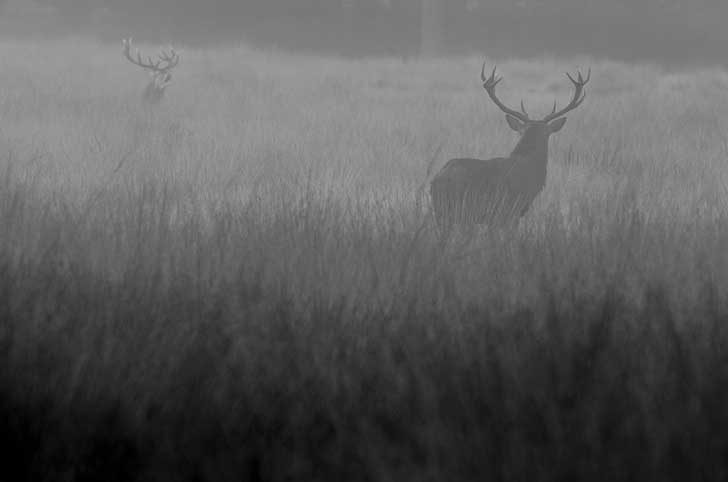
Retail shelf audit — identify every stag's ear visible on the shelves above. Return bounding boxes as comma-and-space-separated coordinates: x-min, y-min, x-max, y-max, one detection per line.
506, 114, 526, 133
548, 117, 567, 133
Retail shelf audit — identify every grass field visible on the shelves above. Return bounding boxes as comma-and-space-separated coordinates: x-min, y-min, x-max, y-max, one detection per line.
1, 38, 728, 481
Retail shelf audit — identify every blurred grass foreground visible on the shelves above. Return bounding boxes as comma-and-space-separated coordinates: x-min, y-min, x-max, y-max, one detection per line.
1, 39, 728, 481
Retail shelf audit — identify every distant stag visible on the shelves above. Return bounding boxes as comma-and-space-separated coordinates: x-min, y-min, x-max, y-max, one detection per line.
122, 38, 179, 104
430, 64, 590, 228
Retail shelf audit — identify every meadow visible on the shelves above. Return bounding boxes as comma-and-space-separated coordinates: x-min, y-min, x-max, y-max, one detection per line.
1, 38, 728, 480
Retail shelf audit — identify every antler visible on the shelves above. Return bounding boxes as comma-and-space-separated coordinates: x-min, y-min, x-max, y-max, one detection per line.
542, 68, 590, 123
481, 63, 530, 123
156, 47, 179, 71
122, 38, 179, 73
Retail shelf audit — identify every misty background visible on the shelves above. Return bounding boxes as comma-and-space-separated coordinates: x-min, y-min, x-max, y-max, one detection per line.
0, 0, 726, 63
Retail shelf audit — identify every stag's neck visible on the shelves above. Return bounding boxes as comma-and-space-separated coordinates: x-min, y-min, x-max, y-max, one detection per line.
507, 134, 549, 187
510, 134, 549, 162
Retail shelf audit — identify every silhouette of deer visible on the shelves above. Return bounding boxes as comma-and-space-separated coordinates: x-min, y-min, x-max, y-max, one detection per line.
122, 38, 179, 105
431, 64, 590, 228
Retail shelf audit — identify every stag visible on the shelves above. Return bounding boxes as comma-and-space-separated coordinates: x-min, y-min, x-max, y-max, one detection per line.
122, 38, 179, 104
430, 64, 590, 228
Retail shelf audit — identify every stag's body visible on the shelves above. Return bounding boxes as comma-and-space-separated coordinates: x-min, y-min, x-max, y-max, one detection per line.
431, 65, 589, 228
432, 129, 550, 225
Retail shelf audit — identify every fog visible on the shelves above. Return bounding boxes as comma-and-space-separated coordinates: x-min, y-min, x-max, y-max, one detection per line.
5, 0, 728, 480
1, 0, 726, 63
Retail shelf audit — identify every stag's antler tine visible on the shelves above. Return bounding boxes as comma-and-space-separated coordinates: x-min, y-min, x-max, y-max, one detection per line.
480, 64, 530, 122
566, 68, 590, 87
520, 99, 529, 117
154, 46, 179, 72
481, 64, 502, 86
492, 69, 502, 86
123, 38, 135, 60
542, 67, 590, 122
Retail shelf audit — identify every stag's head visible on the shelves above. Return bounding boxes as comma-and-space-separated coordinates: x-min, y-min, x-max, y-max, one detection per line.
123, 38, 180, 104
481, 64, 590, 150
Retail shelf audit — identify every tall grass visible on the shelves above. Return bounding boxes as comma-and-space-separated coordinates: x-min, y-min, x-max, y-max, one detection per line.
1, 38, 728, 481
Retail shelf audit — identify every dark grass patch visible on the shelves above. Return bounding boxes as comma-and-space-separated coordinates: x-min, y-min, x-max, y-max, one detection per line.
2, 268, 728, 481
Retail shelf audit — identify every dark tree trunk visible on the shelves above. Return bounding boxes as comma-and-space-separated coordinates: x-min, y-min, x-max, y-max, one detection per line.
420, 0, 445, 56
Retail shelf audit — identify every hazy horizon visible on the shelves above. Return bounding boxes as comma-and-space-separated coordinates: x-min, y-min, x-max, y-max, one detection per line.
0, 0, 726, 64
